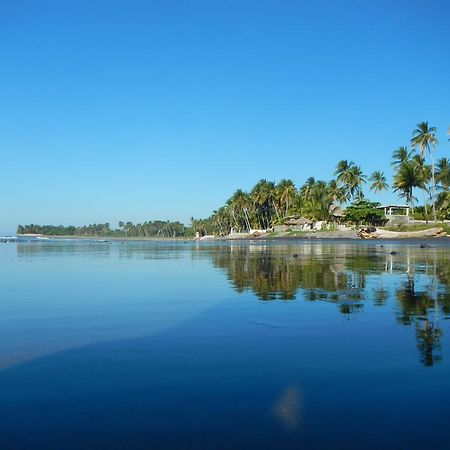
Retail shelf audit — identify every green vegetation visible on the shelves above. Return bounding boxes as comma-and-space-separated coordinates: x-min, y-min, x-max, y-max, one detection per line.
192, 123, 448, 236
17, 221, 191, 238
344, 200, 386, 225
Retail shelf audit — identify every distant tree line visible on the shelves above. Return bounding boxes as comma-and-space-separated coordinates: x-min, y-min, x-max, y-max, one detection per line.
17, 220, 191, 238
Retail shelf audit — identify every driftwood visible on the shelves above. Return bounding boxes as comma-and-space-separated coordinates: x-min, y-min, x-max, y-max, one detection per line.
358, 227, 446, 239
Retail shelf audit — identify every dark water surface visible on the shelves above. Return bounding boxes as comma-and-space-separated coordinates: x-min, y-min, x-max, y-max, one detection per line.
1, 239, 450, 449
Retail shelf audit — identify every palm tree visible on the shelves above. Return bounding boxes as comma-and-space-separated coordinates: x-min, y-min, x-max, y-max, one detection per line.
369, 171, 388, 200
327, 179, 347, 204
348, 165, 367, 201
411, 122, 439, 221
251, 179, 278, 229
227, 189, 252, 231
334, 160, 366, 201
411, 155, 432, 220
392, 160, 423, 215
436, 158, 450, 219
299, 177, 316, 202
436, 158, 450, 190
391, 146, 412, 167
303, 180, 333, 221
334, 160, 354, 198
277, 179, 296, 216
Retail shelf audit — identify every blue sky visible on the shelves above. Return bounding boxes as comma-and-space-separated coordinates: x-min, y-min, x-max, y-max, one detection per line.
1, 0, 449, 233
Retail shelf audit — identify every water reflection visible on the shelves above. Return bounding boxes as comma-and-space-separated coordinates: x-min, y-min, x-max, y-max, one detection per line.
202, 242, 450, 366
9, 239, 450, 368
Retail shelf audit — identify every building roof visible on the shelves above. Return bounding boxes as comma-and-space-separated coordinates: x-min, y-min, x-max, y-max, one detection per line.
376, 204, 409, 209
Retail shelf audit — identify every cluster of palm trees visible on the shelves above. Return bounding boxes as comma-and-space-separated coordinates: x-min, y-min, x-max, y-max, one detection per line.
192, 163, 370, 235
193, 121, 448, 235
392, 122, 449, 221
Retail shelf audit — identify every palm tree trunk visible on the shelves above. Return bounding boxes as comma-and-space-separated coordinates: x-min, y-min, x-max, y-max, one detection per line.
423, 190, 429, 223
272, 200, 280, 222
429, 150, 437, 222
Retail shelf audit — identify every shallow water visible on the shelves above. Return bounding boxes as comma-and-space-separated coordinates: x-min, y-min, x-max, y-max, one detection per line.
1, 239, 450, 449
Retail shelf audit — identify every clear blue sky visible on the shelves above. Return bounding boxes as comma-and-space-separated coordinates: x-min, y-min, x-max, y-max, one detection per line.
1, 0, 449, 234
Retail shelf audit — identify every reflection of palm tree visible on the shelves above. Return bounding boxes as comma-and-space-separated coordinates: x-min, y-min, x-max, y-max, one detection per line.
415, 320, 442, 367
373, 287, 388, 307
210, 244, 370, 311
395, 272, 443, 366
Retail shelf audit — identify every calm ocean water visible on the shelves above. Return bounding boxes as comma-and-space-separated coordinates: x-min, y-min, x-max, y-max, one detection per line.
1, 238, 450, 449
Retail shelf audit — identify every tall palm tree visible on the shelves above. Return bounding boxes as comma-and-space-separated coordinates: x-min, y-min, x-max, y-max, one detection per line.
227, 189, 252, 231
436, 158, 450, 190
348, 165, 367, 201
411, 154, 432, 220
369, 171, 388, 199
300, 177, 316, 202
334, 160, 354, 194
327, 179, 347, 204
277, 179, 296, 216
334, 160, 366, 201
436, 158, 450, 219
251, 179, 278, 229
391, 146, 412, 167
392, 160, 423, 215
411, 122, 439, 221
303, 180, 333, 221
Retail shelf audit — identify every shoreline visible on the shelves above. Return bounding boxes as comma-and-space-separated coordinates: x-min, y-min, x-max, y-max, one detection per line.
11, 228, 450, 243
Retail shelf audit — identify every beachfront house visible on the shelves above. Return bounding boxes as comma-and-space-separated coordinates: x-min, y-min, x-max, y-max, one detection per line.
376, 204, 410, 225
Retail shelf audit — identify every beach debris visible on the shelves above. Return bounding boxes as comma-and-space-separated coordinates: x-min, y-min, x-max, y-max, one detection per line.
358, 227, 446, 239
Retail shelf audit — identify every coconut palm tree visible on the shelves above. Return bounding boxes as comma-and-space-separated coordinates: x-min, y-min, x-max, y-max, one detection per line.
411, 155, 432, 220
334, 160, 366, 201
369, 171, 388, 200
327, 179, 347, 204
392, 160, 423, 215
348, 165, 367, 201
334, 160, 354, 197
277, 179, 296, 216
299, 177, 316, 202
391, 146, 412, 167
435, 158, 450, 219
436, 158, 450, 190
227, 189, 252, 231
303, 180, 333, 221
251, 179, 277, 229
411, 122, 439, 221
